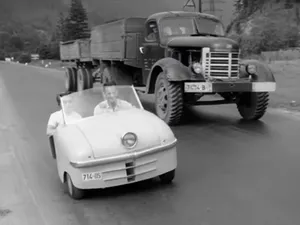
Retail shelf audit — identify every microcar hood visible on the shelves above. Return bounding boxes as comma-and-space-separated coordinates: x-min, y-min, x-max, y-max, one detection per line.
165, 36, 239, 50
74, 108, 175, 159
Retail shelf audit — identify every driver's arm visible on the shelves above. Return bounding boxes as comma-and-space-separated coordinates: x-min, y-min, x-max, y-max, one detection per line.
46, 113, 58, 137
93, 104, 105, 115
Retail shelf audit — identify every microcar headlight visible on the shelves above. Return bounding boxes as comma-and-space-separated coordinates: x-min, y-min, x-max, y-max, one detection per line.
192, 62, 202, 74
246, 64, 257, 75
121, 132, 137, 149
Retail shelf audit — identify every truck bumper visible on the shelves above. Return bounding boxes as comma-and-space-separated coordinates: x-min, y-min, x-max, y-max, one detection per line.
184, 81, 276, 93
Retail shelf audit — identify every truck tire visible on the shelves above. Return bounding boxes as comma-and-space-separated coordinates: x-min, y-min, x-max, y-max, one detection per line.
77, 68, 93, 91
65, 67, 77, 92
237, 92, 269, 120
84, 68, 94, 88
154, 72, 184, 126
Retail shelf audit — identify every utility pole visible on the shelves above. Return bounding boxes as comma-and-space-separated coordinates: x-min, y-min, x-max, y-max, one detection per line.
199, 0, 202, 12
202, 0, 224, 15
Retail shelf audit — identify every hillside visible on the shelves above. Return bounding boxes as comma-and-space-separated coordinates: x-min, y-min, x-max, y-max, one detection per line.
0, 0, 235, 28
226, 0, 300, 57
0, 0, 236, 58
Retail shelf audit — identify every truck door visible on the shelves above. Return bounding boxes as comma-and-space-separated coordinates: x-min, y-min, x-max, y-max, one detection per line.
140, 20, 164, 85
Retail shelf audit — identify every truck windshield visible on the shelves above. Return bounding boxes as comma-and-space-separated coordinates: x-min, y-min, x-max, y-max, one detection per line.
159, 17, 225, 37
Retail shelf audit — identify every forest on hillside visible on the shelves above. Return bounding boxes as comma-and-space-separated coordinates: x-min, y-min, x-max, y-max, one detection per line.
228, 0, 300, 57
1, 0, 300, 62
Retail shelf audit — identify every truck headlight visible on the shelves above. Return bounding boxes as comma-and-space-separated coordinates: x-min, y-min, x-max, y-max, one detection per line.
192, 62, 202, 74
121, 132, 137, 149
246, 64, 257, 75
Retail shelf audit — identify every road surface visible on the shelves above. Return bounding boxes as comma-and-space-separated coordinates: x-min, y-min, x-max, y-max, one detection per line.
0, 62, 300, 225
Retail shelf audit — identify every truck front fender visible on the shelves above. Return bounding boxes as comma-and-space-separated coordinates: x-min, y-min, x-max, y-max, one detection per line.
240, 59, 276, 82
146, 57, 205, 94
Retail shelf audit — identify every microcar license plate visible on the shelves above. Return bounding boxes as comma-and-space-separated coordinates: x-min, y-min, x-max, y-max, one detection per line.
184, 82, 213, 93
82, 172, 102, 181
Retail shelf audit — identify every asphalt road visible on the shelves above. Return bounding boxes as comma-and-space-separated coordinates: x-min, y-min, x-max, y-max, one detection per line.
0, 62, 300, 225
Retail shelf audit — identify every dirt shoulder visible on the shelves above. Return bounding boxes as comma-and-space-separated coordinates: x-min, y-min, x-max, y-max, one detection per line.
0, 76, 46, 225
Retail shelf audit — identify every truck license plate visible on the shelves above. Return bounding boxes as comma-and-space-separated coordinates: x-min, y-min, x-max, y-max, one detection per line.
82, 172, 102, 181
184, 82, 213, 93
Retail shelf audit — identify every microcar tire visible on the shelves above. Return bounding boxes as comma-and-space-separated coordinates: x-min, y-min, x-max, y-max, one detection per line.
49, 136, 56, 159
159, 169, 175, 184
77, 68, 93, 91
65, 67, 77, 92
237, 92, 269, 120
154, 73, 184, 126
66, 173, 84, 200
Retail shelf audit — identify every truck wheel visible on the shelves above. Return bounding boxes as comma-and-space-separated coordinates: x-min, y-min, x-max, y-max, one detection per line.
77, 68, 93, 91
65, 67, 77, 92
66, 173, 84, 200
237, 92, 269, 120
84, 68, 94, 88
154, 73, 184, 126
159, 170, 175, 184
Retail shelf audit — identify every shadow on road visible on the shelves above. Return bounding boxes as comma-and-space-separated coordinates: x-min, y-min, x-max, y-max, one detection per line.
139, 94, 270, 135
83, 178, 177, 200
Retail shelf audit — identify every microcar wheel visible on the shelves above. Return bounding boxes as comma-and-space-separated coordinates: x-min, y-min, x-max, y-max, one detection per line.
155, 73, 184, 126
237, 92, 269, 120
159, 169, 175, 184
65, 67, 77, 92
49, 136, 56, 159
77, 68, 93, 91
66, 173, 84, 200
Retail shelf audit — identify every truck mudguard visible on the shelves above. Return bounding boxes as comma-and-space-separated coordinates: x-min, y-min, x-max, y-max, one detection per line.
240, 59, 276, 82
146, 57, 205, 93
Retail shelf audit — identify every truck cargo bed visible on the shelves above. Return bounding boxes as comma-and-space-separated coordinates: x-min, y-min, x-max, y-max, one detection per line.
60, 39, 91, 61
90, 17, 146, 67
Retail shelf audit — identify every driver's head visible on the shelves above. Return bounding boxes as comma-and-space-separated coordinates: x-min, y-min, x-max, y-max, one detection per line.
103, 81, 118, 105
150, 23, 158, 33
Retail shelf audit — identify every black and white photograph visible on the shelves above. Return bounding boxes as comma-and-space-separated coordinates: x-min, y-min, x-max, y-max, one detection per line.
0, 0, 299, 224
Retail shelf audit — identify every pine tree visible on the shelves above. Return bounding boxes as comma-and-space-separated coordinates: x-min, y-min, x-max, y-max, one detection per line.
65, 0, 90, 40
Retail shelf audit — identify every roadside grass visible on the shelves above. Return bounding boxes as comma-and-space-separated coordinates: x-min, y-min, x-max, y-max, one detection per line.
268, 59, 300, 111
28, 59, 64, 71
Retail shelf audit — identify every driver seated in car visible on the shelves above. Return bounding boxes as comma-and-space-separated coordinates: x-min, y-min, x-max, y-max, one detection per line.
94, 81, 134, 115
46, 92, 82, 137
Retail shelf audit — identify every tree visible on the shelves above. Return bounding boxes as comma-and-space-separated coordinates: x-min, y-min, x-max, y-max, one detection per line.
55, 12, 67, 42
9, 35, 24, 51
285, 0, 293, 9
65, 0, 90, 41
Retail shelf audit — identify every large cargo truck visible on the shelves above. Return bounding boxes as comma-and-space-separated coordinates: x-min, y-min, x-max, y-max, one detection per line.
60, 11, 276, 125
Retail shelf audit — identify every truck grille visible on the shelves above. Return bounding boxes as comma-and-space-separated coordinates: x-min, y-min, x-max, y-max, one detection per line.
204, 51, 240, 79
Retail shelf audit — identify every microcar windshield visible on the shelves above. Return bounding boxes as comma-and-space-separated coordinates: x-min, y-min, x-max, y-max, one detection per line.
159, 17, 225, 37
60, 85, 143, 125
